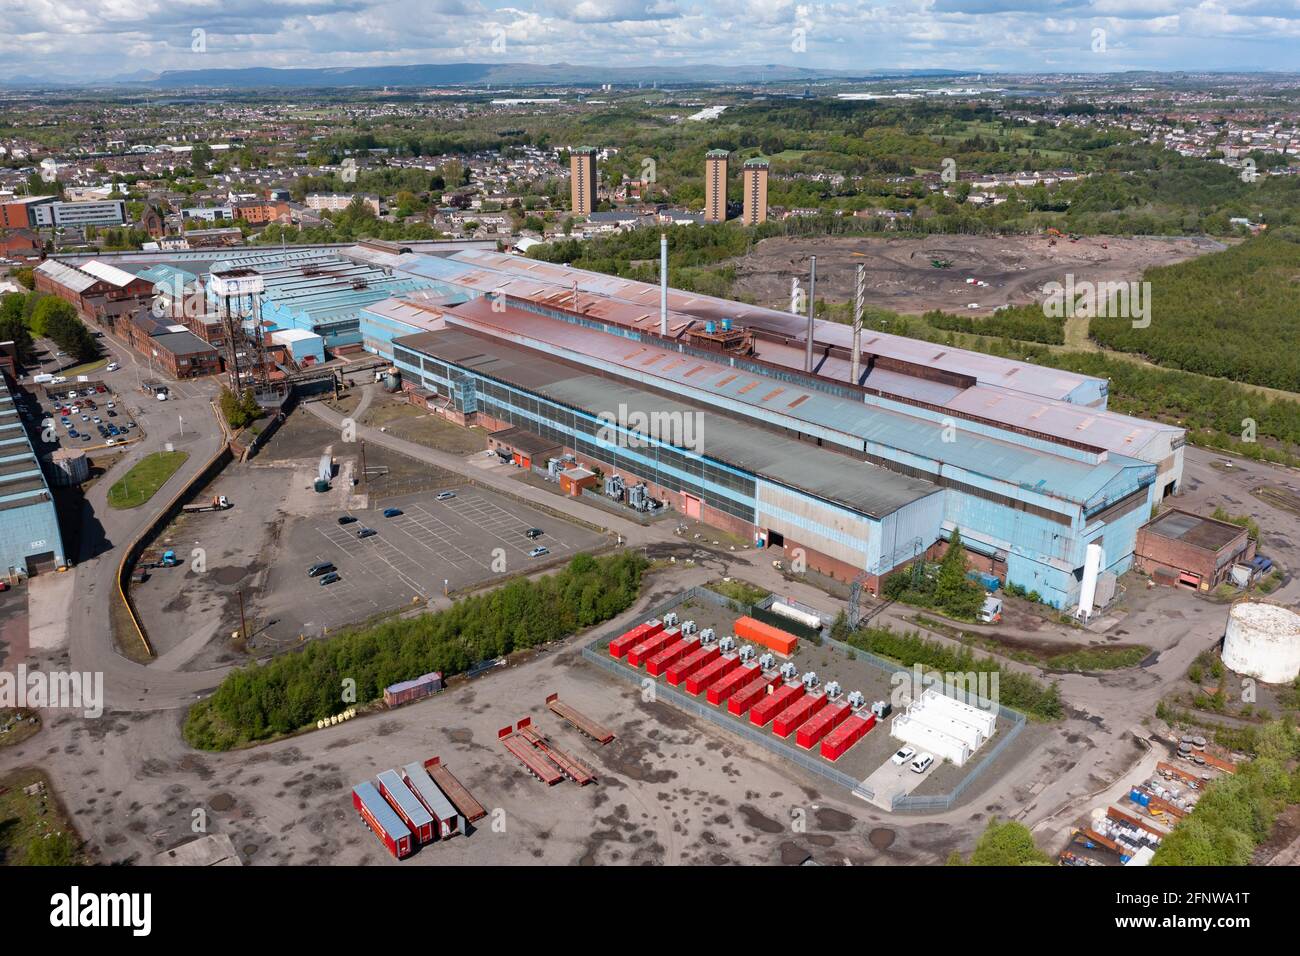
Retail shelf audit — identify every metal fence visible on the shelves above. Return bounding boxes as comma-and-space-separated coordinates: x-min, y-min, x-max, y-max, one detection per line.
581, 645, 874, 803
584, 583, 1029, 813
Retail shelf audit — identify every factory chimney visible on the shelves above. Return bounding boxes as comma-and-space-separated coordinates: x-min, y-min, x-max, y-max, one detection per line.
804, 255, 817, 373
659, 233, 668, 337
851, 263, 865, 386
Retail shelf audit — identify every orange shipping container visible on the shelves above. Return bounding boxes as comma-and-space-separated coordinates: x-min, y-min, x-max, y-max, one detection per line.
734, 616, 798, 656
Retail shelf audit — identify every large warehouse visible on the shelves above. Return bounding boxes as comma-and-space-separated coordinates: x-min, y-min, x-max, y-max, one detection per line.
34, 242, 1186, 608
0, 372, 67, 580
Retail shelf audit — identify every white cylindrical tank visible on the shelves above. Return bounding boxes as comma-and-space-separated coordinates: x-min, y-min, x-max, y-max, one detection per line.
1222, 603, 1300, 684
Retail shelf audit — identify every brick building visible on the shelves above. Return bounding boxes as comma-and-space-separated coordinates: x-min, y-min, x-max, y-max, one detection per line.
1134, 509, 1255, 591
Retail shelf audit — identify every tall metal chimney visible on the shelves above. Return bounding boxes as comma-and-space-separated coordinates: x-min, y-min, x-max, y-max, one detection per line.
804, 255, 816, 373
659, 233, 668, 337
851, 263, 865, 386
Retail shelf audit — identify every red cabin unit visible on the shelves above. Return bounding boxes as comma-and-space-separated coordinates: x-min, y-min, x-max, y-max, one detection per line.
645, 638, 693, 677
796, 702, 851, 749
609, 619, 663, 659
819, 712, 876, 762
627, 627, 680, 667
750, 683, 804, 727
772, 693, 827, 739
376, 769, 436, 845
707, 662, 761, 707
665, 644, 720, 686
352, 781, 414, 859
727, 672, 781, 716
686, 654, 739, 695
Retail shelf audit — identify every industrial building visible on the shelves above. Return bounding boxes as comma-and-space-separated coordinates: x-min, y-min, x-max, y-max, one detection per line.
0, 372, 67, 580
31, 241, 1187, 608
1135, 509, 1254, 591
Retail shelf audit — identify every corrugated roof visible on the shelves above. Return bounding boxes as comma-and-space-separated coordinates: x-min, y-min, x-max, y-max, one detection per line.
396, 326, 939, 519
79, 259, 140, 288
442, 299, 1152, 507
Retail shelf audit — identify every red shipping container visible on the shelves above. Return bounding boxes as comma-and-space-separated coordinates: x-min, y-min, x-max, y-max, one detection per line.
727, 672, 780, 716
819, 713, 876, 762
771, 693, 827, 739
609, 619, 662, 658
627, 627, 680, 667
685, 655, 739, 695
734, 616, 799, 656
795, 702, 850, 749
645, 639, 693, 677
750, 683, 804, 727
665, 645, 719, 686
707, 662, 761, 706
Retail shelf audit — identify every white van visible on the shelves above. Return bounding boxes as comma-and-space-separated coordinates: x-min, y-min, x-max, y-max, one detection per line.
910, 753, 935, 775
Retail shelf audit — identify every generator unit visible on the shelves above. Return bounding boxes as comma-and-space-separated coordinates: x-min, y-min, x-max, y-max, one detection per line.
718, 636, 737, 654
758, 652, 776, 671
738, 645, 756, 663
825, 681, 843, 700
779, 661, 799, 681
801, 671, 820, 690
699, 627, 717, 644
847, 691, 867, 711
870, 700, 893, 719
681, 620, 698, 636
663, 612, 679, 627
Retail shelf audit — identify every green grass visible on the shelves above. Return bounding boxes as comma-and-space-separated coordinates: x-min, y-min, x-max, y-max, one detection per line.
706, 578, 770, 607
106, 450, 189, 509
1044, 645, 1151, 672
0, 768, 83, 866
60, 357, 108, 377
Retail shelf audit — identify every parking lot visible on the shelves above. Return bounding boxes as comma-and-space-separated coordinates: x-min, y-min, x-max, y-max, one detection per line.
130, 442, 613, 670
33, 379, 142, 455
269, 487, 609, 641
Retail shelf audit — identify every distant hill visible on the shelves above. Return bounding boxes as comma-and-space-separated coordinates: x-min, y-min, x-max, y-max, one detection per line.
120, 61, 967, 90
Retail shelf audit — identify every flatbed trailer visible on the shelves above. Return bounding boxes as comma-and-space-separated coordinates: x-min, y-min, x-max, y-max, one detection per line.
423, 756, 488, 822
515, 719, 596, 786
546, 692, 614, 744
499, 726, 564, 786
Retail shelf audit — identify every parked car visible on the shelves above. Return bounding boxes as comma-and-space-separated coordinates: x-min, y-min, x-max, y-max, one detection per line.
92, 416, 102, 424
319, 572, 341, 586
105, 438, 117, 446
106, 362, 120, 372
67, 428, 79, 438
910, 753, 935, 775
382, 507, 403, 518
436, 491, 456, 501
525, 528, 543, 539
307, 562, 336, 577
107, 410, 117, 418
357, 528, 377, 539
528, 546, 550, 558
891, 747, 916, 766
336, 515, 357, 525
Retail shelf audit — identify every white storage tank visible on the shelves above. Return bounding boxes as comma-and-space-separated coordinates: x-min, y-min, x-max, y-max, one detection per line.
1223, 603, 1300, 684
48, 447, 90, 486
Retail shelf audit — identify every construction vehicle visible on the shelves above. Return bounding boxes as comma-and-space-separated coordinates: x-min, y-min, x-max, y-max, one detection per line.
182, 495, 231, 514
930, 257, 952, 269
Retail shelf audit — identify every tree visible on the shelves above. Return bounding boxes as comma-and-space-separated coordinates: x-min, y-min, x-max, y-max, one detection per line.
934, 528, 984, 620
955, 818, 1051, 866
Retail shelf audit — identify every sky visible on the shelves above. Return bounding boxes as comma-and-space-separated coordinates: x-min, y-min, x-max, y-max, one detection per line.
2, 0, 1299, 81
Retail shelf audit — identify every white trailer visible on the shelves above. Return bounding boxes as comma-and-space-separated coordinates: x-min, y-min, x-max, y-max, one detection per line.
890, 713, 971, 767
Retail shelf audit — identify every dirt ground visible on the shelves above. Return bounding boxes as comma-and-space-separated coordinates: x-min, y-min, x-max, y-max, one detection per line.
726, 234, 1224, 315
